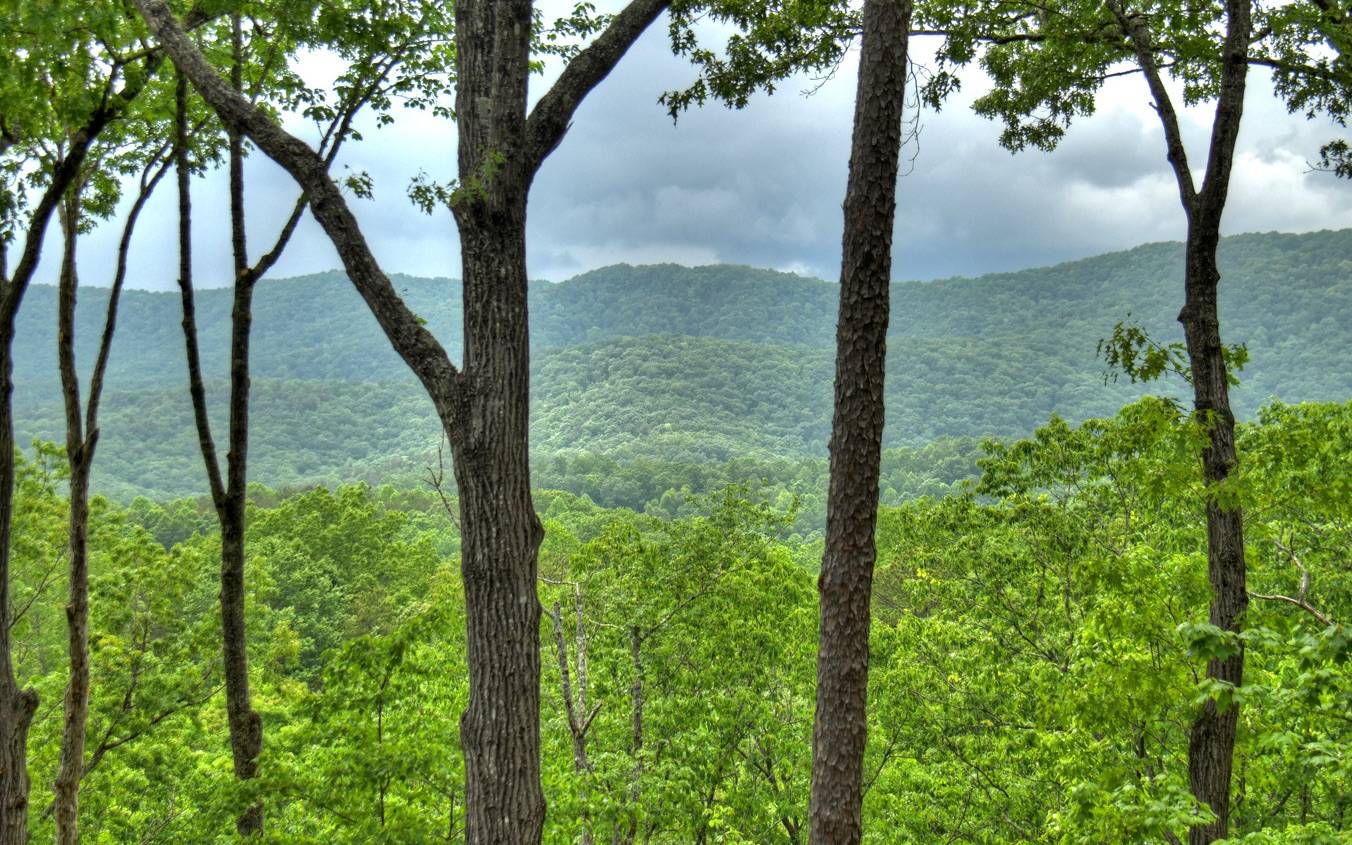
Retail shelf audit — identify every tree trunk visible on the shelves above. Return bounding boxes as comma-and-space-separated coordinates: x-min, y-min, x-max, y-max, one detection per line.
808, 0, 911, 842
449, 215, 547, 843
172, 61, 264, 836
1108, 3, 1251, 838
220, 19, 264, 832
0, 117, 109, 845
620, 626, 643, 845
0, 339, 38, 845
219, 511, 262, 836
444, 2, 550, 839
1181, 219, 1247, 845
131, 3, 670, 840
54, 197, 93, 845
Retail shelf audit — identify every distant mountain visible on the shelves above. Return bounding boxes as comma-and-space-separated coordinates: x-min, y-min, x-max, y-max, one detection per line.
11, 228, 1352, 499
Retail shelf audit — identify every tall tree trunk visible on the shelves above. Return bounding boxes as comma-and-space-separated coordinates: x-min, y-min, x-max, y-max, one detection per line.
446, 2, 549, 839
808, 0, 910, 842
449, 217, 547, 843
1181, 218, 1247, 845
54, 195, 93, 845
220, 17, 264, 833
172, 62, 264, 836
0, 49, 170, 841
133, 2, 669, 840
0, 328, 38, 845
0, 159, 92, 845
1108, 3, 1251, 838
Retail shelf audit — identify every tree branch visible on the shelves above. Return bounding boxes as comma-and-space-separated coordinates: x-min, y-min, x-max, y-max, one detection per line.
1197, 0, 1253, 214
1106, 2, 1198, 211
524, 0, 669, 174
86, 151, 173, 440
1250, 539, 1335, 628
133, 0, 463, 420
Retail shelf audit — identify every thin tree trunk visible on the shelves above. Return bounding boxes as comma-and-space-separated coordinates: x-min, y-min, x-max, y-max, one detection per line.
1181, 222, 1247, 845
808, 0, 911, 842
1179, 9, 1251, 826
53, 194, 93, 845
219, 17, 264, 834
0, 458, 36, 843
0, 292, 40, 845
172, 59, 264, 835
548, 597, 594, 845
620, 626, 644, 845
0, 39, 189, 843
1109, 3, 1252, 840
133, 2, 669, 840
0, 137, 101, 845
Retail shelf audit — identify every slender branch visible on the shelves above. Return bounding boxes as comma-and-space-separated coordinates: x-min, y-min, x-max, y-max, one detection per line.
425, 437, 461, 531
1249, 590, 1333, 628
1197, 0, 1253, 214
524, 0, 669, 173
1, 3, 215, 317
7, 551, 65, 632
133, 0, 462, 419
243, 38, 396, 287
1106, 2, 1198, 210
174, 69, 226, 505
1250, 539, 1334, 628
85, 152, 172, 438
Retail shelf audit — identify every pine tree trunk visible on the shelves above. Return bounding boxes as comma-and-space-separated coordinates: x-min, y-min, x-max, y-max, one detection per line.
1181, 220, 1246, 845
808, 0, 911, 842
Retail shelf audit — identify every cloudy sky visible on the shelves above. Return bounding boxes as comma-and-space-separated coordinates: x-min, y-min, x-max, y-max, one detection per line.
43, 9, 1352, 291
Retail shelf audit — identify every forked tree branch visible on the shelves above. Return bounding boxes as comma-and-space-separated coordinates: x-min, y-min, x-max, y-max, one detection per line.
133, 0, 464, 420
525, 0, 669, 173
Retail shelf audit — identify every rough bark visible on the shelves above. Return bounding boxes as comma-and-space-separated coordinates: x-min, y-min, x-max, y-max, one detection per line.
808, 0, 911, 842
135, 1, 669, 840
1181, 227, 1247, 845
451, 213, 548, 842
53, 196, 93, 845
1110, 2, 1252, 841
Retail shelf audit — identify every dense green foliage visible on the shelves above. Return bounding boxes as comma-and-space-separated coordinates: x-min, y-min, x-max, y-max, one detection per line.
11, 229, 1352, 500
8, 397, 1349, 842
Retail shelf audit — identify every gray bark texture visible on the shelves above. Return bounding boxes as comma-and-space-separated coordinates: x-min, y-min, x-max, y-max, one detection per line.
134, 0, 668, 839
808, 1, 911, 842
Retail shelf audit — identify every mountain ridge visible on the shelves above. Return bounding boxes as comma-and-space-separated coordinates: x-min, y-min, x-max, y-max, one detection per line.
10, 228, 1351, 499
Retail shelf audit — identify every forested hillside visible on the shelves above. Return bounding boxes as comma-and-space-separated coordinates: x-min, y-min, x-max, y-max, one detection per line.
11, 401, 1350, 842
6, 1, 1351, 843
11, 229, 1352, 499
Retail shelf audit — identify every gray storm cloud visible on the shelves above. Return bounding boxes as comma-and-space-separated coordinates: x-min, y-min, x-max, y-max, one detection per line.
35, 15, 1352, 291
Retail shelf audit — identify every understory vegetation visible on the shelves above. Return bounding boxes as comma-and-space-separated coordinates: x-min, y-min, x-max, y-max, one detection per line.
9, 398, 1349, 843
